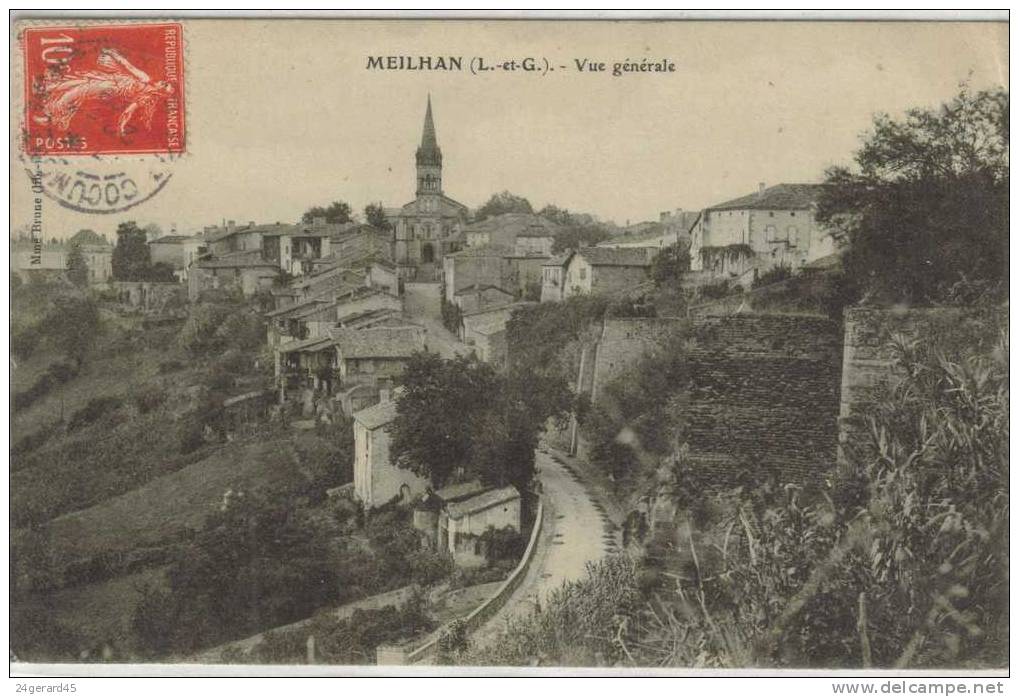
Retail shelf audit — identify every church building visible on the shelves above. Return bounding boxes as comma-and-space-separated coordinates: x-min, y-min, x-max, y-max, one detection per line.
390, 96, 469, 280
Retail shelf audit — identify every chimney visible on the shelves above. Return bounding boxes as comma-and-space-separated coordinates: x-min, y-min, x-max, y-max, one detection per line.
227, 220, 236, 231
757, 182, 766, 197
379, 387, 391, 404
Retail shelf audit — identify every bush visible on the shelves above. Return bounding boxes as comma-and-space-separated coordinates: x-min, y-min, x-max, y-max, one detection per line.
11, 324, 42, 360
67, 396, 124, 432
12, 360, 80, 411
698, 279, 733, 300
133, 387, 167, 415
479, 525, 525, 565
752, 264, 792, 289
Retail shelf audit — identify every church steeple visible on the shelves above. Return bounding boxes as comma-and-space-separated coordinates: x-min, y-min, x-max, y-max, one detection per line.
416, 95, 442, 195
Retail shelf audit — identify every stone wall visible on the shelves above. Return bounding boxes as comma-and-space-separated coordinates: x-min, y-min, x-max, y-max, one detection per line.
589, 317, 688, 398
838, 306, 1007, 463
684, 315, 843, 482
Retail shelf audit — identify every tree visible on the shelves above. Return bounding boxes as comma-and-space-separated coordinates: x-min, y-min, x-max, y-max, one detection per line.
302, 201, 353, 225
364, 202, 392, 231
649, 243, 691, 286
475, 191, 533, 221
65, 244, 89, 287
44, 296, 101, 364
817, 85, 1008, 305
111, 221, 152, 281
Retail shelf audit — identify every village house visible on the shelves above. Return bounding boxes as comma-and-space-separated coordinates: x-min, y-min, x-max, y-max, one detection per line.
439, 485, 522, 566
188, 251, 280, 300
352, 396, 430, 509
332, 325, 426, 392
462, 212, 559, 257
365, 258, 400, 296
328, 223, 393, 267
540, 253, 569, 303
452, 283, 515, 314
11, 229, 114, 285
560, 246, 654, 298
443, 244, 548, 304
413, 481, 522, 567
147, 234, 206, 281
458, 301, 532, 367
689, 182, 838, 285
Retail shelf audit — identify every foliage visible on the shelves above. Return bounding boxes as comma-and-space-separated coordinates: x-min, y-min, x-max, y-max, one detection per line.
476, 191, 534, 221
437, 618, 470, 664
539, 204, 616, 252
179, 301, 265, 356
390, 352, 573, 493
478, 525, 525, 565
505, 295, 609, 381
650, 244, 691, 286
465, 555, 643, 666
364, 202, 392, 230
302, 200, 353, 225
817, 85, 1008, 305
11, 360, 80, 411
697, 279, 735, 300
440, 297, 463, 335
133, 489, 342, 655
67, 395, 124, 432
112, 221, 153, 281
752, 264, 792, 289
66, 243, 89, 287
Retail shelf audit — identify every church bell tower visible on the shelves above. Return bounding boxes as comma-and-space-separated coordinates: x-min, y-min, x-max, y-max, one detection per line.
415, 95, 443, 196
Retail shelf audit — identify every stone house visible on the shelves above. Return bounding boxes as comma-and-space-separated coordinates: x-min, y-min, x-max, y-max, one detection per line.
438, 485, 521, 567
187, 251, 280, 300
260, 222, 335, 277
540, 253, 569, 303
453, 284, 515, 314
11, 231, 113, 285
365, 259, 401, 296
561, 247, 654, 298
462, 212, 559, 257
332, 325, 426, 392
352, 396, 429, 509
689, 182, 838, 285
443, 244, 549, 304
148, 234, 205, 281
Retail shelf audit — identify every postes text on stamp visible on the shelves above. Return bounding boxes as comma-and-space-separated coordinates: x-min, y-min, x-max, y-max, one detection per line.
23, 23, 185, 156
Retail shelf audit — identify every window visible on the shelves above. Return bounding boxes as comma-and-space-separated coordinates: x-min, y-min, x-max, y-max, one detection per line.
769, 211, 774, 217
788, 226, 799, 246
579, 267, 587, 280
765, 225, 777, 242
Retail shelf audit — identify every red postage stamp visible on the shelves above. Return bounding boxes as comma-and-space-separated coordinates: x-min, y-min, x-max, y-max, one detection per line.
22, 23, 185, 156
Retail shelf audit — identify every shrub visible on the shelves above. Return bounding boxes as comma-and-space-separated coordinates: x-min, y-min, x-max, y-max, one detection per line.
67, 396, 124, 432
698, 279, 733, 300
752, 264, 792, 289
479, 525, 525, 565
11, 324, 42, 360
133, 387, 167, 415
12, 360, 80, 411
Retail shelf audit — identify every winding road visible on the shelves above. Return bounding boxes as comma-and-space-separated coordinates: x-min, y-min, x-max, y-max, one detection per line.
471, 449, 619, 645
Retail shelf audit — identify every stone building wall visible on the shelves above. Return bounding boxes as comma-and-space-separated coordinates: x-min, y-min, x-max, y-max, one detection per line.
589, 317, 688, 398
684, 315, 843, 482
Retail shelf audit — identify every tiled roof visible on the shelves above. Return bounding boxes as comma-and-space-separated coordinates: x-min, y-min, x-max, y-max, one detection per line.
277, 335, 335, 354
336, 307, 403, 327
447, 243, 515, 259
433, 480, 487, 503
149, 235, 196, 245
575, 247, 653, 267
542, 253, 570, 267
197, 251, 278, 269
707, 183, 826, 212
463, 213, 560, 239
264, 295, 331, 318
68, 229, 110, 247
353, 398, 398, 430
446, 485, 520, 520
454, 283, 514, 296
331, 326, 425, 359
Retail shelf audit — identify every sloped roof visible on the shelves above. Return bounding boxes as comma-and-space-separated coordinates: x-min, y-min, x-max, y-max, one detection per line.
277, 335, 335, 354
446, 485, 520, 520
575, 247, 652, 267
331, 326, 425, 359
433, 480, 487, 503
148, 235, 196, 245
447, 243, 515, 259
197, 251, 278, 269
707, 183, 826, 212
264, 295, 331, 318
68, 229, 110, 247
463, 213, 560, 239
454, 283, 514, 297
353, 398, 398, 430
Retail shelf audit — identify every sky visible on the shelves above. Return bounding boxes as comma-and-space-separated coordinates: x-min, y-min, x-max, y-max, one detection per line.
10, 19, 1008, 240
